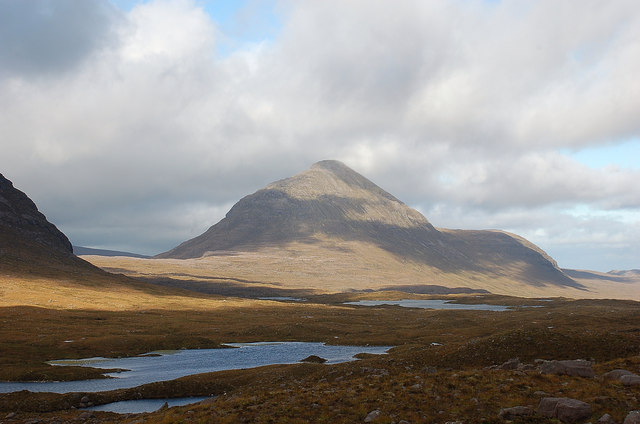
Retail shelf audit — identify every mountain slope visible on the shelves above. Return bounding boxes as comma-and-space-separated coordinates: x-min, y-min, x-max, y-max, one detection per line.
0, 173, 91, 276
158, 160, 578, 289
0, 173, 144, 280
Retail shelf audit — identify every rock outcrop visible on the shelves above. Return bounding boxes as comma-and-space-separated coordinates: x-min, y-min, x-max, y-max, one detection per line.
538, 397, 592, 423
538, 359, 595, 378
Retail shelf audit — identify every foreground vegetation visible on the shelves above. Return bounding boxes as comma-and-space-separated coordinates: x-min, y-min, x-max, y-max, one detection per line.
1, 289, 640, 423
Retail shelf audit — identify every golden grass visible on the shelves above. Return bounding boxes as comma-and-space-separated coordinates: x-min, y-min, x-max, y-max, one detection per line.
82, 238, 640, 300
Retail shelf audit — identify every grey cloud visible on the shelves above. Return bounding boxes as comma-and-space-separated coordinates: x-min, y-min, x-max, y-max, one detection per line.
0, 0, 120, 77
1, 0, 639, 270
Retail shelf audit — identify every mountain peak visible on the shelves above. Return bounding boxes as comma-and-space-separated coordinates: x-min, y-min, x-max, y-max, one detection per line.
311, 159, 353, 173
267, 160, 404, 204
158, 161, 434, 258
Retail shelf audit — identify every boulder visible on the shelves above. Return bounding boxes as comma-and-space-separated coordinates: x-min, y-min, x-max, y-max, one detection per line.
602, 369, 635, 380
538, 360, 595, 378
300, 355, 327, 363
538, 397, 592, 423
364, 409, 381, 422
597, 413, 616, 424
498, 406, 535, 419
620, 375, 640, 386
624, 411, 640, 424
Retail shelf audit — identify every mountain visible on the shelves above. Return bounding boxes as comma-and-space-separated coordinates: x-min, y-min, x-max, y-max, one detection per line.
158, 160, 579, 289
73, 245, 150, 258
0, 173, 106, 277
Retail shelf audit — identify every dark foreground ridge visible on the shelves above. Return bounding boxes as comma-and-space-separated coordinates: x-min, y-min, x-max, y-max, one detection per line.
0, 173, 108, 277
158, 160, 580, 289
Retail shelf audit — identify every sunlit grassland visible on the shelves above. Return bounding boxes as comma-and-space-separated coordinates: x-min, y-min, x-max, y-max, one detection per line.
82, 240, 640, 300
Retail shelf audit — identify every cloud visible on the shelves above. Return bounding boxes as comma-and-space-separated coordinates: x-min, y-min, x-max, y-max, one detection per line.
0, 0, 121, 77
0, 0, 638, 270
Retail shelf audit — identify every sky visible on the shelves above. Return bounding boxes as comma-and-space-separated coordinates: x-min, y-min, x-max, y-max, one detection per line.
1, 0, 639, 272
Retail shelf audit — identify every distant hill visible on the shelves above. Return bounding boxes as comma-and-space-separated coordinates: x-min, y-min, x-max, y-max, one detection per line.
73, 246, 149, 258
158, 160, 579, 290
608, 269, 640, 277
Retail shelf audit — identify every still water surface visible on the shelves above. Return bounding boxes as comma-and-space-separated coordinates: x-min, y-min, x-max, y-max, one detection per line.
0, 342, 390, 394
84, 397, 209, 414
344, 299, 513, 311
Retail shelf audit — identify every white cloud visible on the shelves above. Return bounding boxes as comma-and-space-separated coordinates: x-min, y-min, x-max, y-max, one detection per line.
120, 0, 216, 62
0, 0, 638, 270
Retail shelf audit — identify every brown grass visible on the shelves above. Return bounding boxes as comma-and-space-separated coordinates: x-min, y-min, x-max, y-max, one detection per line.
2, 255, 640, 423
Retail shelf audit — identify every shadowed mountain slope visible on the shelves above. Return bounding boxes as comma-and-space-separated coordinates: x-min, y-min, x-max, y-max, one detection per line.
0, 173, 110, 277
158, 160, 579, 289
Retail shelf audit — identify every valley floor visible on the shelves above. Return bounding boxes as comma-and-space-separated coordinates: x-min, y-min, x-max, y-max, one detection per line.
1, 283, 640, 423
1, 255, 640, 423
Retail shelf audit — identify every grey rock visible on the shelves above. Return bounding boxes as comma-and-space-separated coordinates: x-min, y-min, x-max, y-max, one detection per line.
498, 406, 535, 419
539, 360, 595, 378
5, 412, 16, 419
80, 395, 90, 403
625, 411, 640, 424
597, 413, 616, 424
602, 369, 635, 380
300, 355, 327, 363
620, 375, 640, 386
499, 358, 521, 370
364, 409, 381, 422
538, 397, 592, 423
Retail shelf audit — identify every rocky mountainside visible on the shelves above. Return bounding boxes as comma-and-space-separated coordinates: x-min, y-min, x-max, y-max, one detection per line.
158, 160, 578, 288
0, 173, 98, 276
0, 174, 72, 254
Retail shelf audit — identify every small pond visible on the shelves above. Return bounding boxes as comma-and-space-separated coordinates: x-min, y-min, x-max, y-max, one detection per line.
0, 342, 391, 394
83, 396, 209, 414
344, 299, 518, 311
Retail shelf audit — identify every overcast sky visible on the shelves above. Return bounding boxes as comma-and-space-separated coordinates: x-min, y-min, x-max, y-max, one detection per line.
1, 0, 639, 271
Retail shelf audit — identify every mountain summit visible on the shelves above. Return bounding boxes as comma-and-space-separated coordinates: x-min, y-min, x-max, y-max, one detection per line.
158, 160, 441, 259
158, 160, 578, 290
